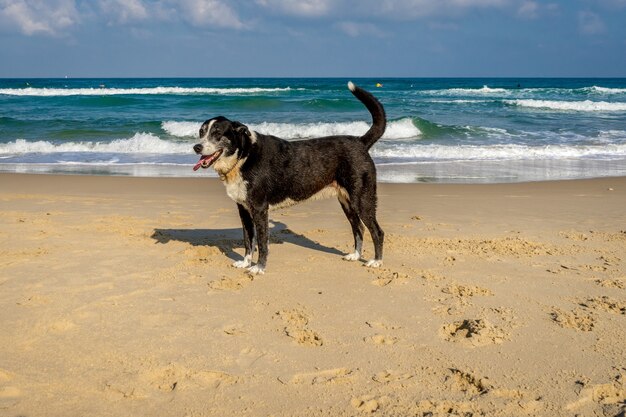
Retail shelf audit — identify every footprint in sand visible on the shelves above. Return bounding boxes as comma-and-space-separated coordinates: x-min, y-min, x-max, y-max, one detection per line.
275, 308, 323, 346
566, 370, 626, 413
550, 308, 596, 332
440, 318, 508, 347
434, 283, 495, 314
369, 268, 411, 287
372, 370, 414, 384
364, 334, 399, 345
364, 321, 401, 345
579, 296, 626, 315
184, 246, 223, 266
365, 321, 402, 331
235, 347, 266, 369
104, 363, 237, 399
276, 308, 309, 328
414, 399, 480, 417
208, 275, 253, 291
445, 368, 492, 396
420, 270, 447, 282
442, 284, 493, 298
351, 395, 387, 413
593, 278, 625, 289
285, 328, 323, 346
287, 368, 354, 385
104, 371, 150, 399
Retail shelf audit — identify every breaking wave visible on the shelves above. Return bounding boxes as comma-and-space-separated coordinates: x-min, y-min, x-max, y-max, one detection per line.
0, 133, 190, 154
505, 99, 626, 112
421, 85, 626, 98
162, 118, 422, 140
3, 133, 625, 164
583, 86, 626, 94
372, 143, 626, 161
0, 86, 297, 96
422, 86, 510, 96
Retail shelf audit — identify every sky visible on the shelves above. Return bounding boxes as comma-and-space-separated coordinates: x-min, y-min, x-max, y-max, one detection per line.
0, 0, 625, 78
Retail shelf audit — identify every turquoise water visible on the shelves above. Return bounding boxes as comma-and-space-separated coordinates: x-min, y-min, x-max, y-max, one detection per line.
1, 78, 626, 182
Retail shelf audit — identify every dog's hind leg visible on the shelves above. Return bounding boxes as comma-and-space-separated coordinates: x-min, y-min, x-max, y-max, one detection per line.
233, 203, 256, 268
361, 214, 384, 268
247, 205, 269, 275
338, 194, 364, 261
352, 183, 384, 268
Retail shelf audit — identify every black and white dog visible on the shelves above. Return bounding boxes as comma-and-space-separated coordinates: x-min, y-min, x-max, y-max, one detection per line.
193, 82, 385, 275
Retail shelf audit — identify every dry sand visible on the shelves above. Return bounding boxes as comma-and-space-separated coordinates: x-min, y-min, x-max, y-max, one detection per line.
0, 173, 625, 417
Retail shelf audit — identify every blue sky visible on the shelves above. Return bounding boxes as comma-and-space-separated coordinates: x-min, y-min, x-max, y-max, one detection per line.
1, 0, 625, 77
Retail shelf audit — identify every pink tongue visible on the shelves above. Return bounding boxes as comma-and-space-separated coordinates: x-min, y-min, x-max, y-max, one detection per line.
193, 155, 209, 171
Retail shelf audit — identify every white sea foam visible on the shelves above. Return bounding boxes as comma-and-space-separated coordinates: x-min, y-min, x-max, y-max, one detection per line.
0, 86, 296, 96
161, 121, 200, 138
384, 118, 422, 139
428, 99, 494, 104
162, 118, 421, 140
4, 132, 625, 164
423, 85, 626, 98
506, 99, 626, 112
57, 159, 120, 165
0, 133, 190, 154
251, 121, 374, 139
372, 143, 626, 161
423, 86, 510, 96
584, 86, 626, 94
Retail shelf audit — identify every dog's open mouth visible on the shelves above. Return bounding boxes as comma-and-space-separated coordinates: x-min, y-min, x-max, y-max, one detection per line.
193, 150, 223, 171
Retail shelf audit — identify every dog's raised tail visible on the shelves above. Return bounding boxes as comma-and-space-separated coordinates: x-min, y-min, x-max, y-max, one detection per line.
348, 81, 386, 150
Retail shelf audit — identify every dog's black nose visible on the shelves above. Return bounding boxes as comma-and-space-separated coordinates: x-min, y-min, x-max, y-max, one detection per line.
193, 144, 203, 154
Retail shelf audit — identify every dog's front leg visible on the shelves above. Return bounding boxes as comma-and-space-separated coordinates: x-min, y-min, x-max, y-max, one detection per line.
233, 203, 256, 268
247, 204, 269, 275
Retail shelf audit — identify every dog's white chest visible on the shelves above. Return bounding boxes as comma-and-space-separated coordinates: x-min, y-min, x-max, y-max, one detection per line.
224, 175, 248, 206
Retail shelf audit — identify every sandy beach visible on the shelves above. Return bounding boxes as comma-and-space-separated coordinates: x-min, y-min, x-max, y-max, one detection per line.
0, 173, 625, 417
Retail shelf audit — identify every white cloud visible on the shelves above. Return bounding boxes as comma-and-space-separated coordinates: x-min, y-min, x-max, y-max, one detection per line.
0, 0, 79, 35
578, 10, 606, 35
178, 0, 244, 29
0, 0, 247, 33
255, 0, 516, 20
96, 0, 245, 30
516, 1, 559, 19
377, 0, 510, 19
517, 1, 538, 18
255, 0, 332, 17
448, 0, 508, 6
336, 21, 386, 37
99, 0, 148, 24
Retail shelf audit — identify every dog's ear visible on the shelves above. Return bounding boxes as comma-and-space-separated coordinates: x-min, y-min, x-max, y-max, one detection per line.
233, 122, 251, 138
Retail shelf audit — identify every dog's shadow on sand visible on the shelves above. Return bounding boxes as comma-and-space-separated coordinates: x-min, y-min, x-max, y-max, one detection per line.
151, 221, 343, 262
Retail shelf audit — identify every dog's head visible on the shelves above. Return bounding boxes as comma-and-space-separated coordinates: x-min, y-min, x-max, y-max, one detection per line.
192, 116, 253, 173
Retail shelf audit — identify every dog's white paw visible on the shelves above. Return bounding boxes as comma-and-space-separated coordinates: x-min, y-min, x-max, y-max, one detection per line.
247, 265, 265, 275
342, 252, 360, 261
365, 259, 383, 268
233, 258, 252, 268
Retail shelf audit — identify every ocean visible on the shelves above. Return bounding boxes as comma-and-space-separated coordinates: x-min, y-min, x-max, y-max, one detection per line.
1, 78, 626, 183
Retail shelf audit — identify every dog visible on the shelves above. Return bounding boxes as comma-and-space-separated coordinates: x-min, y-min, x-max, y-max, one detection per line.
193, 81, 386, 275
